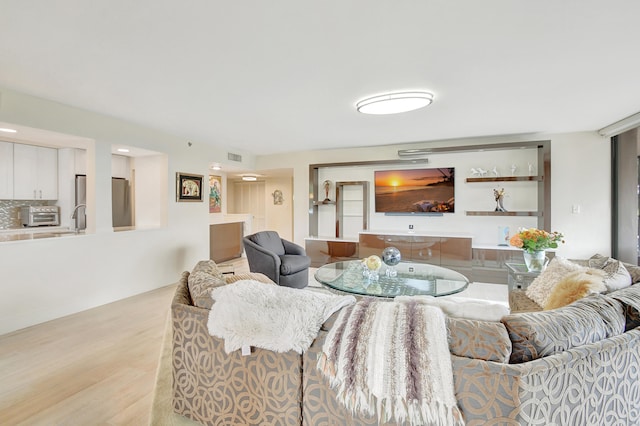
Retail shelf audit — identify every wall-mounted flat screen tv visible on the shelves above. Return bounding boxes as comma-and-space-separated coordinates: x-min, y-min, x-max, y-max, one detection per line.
374, 168, 455, 213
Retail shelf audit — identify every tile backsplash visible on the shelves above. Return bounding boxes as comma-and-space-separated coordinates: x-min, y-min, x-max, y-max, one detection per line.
0, 200, 50, 229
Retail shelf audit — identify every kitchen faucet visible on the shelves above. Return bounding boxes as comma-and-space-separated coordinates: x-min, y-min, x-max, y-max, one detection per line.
71, 204, 86, 232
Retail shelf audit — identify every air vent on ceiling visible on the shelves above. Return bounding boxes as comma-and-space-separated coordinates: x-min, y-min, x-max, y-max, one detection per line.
228, 152, 242, 162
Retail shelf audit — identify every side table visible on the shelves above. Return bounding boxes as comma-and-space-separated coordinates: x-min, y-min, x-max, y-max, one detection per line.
505, 263, 540, 291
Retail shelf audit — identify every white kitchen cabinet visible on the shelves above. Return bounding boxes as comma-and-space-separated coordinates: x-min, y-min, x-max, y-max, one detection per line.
13, 144, 58, 200
0, 142, 14, 199
111, 154, 130, 179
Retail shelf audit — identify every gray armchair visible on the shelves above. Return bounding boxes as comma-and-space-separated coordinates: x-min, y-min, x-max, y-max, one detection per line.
243, 231, 311, 289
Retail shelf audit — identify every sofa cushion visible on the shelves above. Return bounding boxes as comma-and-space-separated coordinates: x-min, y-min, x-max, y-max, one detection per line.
501, 294, 625, 364
447, 317, 512, 363
249, 231, 285, 255
609, 284, 640, 331
600, 259, 632, 292
188, 260, 226, 309
279, 254, 312, 275
588, 253, 640, 284
525, 257, 586, 308
622, 262, 640, 284
398, 295, 510, 322
544, 269, 606, 310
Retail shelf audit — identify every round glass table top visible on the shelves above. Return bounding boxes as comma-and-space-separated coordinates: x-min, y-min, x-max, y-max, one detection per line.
314, 260, 469, 298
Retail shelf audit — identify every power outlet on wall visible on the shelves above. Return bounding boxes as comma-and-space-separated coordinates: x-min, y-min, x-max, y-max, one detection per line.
409, 224, 414, 230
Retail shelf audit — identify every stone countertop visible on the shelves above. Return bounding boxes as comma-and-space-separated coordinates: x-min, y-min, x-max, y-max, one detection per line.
0, 226, 85, 242
359, 230, 474, 238
304, 236, 359, 243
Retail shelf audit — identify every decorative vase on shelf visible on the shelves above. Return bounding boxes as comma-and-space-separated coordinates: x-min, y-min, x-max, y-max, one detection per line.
523, 250, 547, 272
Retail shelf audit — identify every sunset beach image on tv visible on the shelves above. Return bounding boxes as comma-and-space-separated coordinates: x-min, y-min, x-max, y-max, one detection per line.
374, 168, 455, 213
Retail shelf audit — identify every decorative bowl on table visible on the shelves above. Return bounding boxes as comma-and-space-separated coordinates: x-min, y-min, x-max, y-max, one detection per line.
382, 247, 401, 277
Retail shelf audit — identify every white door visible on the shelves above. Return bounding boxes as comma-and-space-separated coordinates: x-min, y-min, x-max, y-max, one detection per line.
233, 181, 266, 233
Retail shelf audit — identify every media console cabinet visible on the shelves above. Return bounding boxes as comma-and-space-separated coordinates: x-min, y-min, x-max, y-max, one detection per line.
305, 231, 553, 284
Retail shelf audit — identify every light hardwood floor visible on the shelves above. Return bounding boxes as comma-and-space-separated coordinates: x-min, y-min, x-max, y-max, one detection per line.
0, 282, 177, 425
0, 258, 251, 426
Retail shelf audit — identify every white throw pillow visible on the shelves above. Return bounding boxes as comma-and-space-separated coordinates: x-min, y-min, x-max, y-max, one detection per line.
398, 295, 511, 322
598, 259, 632, 292
525, 257, 586, 308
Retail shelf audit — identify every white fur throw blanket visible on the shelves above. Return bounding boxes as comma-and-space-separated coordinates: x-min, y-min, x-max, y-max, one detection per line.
318, 299, 465, 426
207, 280, 355, 354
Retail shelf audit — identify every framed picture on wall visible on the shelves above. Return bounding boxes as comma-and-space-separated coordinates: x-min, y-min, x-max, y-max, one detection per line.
176, 172, 204, 202
209, 175, 222, 212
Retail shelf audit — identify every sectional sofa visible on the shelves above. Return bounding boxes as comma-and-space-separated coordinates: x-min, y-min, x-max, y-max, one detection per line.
171, 259, 640, 425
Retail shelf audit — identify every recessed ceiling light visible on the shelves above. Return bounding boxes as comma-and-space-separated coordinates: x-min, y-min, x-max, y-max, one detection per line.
211, 164, 221, 170
117, 148, 130, 153
356, 91, 434, 115
0, 128, 17, 133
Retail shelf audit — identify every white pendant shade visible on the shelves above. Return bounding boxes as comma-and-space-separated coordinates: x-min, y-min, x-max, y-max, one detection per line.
356, 92, 434, 115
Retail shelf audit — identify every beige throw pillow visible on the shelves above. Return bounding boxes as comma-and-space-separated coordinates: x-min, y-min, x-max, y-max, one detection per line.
544, 268, 606, 310
188, 260, 226, 309
525, 257, 586, 308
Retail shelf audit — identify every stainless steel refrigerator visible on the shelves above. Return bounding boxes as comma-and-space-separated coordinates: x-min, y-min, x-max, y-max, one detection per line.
75, 175, 133, 229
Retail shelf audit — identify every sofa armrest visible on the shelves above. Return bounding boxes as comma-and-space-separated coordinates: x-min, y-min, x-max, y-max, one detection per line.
171, 278, 302, 425
243, 237, 281, 283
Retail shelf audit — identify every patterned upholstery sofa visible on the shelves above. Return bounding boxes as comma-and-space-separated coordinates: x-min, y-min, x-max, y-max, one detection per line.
172, 261, 640, 426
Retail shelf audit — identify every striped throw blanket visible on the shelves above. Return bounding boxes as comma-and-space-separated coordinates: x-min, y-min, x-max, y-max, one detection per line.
317, 299, 465, 426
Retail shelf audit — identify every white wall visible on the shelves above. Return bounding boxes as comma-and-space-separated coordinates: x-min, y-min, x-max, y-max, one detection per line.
0, 85, 613, 335
0, 87, 256, 335
257, 132, 611, 260
264, 177, 293, 241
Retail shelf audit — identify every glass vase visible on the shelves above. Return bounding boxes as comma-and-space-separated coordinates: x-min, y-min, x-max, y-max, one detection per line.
523, 250, 547, 272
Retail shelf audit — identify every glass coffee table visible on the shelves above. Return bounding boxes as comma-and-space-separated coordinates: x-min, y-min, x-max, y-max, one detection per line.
314, 260, 469, 298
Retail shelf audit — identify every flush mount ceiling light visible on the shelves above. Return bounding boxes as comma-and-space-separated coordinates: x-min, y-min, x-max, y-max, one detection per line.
242, 175, 257, 181
398, 148, 432, 157
356, 91, 434, 115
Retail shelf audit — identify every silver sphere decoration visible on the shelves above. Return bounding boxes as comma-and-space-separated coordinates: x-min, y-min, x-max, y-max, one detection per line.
382, 246, 401, 266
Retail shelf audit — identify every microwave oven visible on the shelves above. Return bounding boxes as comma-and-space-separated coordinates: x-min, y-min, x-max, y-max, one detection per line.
20, 206, 60, 227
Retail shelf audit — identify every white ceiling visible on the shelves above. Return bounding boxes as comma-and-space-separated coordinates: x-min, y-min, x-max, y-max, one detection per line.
1, 1, 639, 157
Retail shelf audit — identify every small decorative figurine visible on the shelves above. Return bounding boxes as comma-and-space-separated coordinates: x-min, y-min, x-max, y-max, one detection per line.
511, 164, 517, 176
494, 188, 507, 212
491, 166, 499, 177
477, 167, 487, 177
470, 168, 481, 177
322, 180, 332, 203
528, 163, 535, 176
